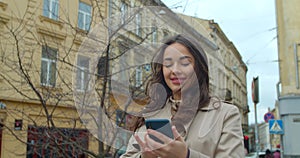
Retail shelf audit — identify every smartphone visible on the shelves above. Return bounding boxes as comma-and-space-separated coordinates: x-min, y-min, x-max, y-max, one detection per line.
145, 118, 174, 144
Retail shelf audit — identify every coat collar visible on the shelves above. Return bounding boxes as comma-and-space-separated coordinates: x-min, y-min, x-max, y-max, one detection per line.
199, 98, 222, 111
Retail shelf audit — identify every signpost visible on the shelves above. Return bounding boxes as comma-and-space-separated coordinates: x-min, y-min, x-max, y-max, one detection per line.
264, 112, 275, 123
269, 119, 284, 134
252, 77, 260, 156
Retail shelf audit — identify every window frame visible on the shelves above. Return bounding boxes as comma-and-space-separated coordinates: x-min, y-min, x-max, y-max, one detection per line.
120, 1, 128, 25
135, 66, 142, 87
43, 0, 59, 20
151, 26, 157, 43
78, 1, 92, 31
40, 46, 58, 87
76, 55, 90, 91
135, 13, 141, 36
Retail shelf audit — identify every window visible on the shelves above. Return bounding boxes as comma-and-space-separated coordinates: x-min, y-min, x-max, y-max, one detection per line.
144, 64, 151, 72
78, 2, 91, 31
135, 67, 142, 87
97, 57, 106, 77
115, 110, 129, 155
76, 56, 90, 91
43, 0, 59, 20
27, 126, 88, 158
135, 13, 141, 36
116, 110, 126, 126
120, 2, 128, 24
41, 46, 57, 87
151, 26, 157, 42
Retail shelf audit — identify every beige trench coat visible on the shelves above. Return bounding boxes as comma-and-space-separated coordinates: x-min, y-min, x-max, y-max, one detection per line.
121, 99, 244, 158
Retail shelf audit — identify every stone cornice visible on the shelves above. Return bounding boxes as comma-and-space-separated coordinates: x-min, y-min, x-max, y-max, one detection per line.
39, 15, 64, 29
0, 13, 9, 24
0, 2, 8, 11
36, 26, 66, 41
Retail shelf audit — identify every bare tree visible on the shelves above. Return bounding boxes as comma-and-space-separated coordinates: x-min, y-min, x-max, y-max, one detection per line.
0, 0, 175, 157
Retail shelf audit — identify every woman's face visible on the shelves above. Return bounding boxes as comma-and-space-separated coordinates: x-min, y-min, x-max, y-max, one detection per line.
162, 43, 196, 98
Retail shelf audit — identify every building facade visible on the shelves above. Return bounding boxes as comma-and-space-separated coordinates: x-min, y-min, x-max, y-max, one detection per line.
0, 0, 248, 157
0, 0, 107, 157
276, 0, 300, 157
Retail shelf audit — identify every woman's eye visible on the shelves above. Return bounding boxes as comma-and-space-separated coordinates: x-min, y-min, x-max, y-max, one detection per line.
163, 61, 172, 68
180, 58, 192, 66
181, 61, 191, 66
164, 64, 172, 68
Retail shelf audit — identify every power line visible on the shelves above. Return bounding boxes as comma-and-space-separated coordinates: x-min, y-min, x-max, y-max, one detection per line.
245, 35, 278, 65
165, 0, 184, 9
246, 59, 279, 65
182, 0, 189, 13
239, 27, 277, 43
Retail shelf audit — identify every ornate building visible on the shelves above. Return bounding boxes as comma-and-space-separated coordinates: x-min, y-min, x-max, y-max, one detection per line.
0, 0, 248, 157
276, 0, 300, 157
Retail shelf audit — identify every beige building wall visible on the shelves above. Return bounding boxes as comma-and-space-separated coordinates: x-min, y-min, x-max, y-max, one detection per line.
276, 0, 300, 95
276, 0, 300, 156
0, 0, 109, 157
0, 0, 249, 157
0, 0, 218, 157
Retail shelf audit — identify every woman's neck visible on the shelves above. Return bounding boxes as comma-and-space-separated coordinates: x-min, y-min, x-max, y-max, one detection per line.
172, 93, 181, 100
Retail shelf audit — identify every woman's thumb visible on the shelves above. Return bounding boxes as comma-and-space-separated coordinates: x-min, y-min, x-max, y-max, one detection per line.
172, 126, 184, 141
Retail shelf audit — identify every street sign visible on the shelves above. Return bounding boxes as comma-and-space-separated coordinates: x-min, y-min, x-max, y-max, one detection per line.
264, 112, 275, 123
252, 77, 259, 103
269, 119, 284, 134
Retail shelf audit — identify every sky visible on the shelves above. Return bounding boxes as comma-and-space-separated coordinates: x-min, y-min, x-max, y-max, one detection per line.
161, 0, 279, 124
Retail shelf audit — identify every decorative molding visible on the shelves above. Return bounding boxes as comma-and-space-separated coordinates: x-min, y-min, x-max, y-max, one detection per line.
0, 109, 7, 123
0, 13, 9, 24
39, 15, 64, 29
74, 37, 83, 46
73, 28, 89, 45
0, 2, 8, 11
76, 27, 89, 36
36, 26, 66, 41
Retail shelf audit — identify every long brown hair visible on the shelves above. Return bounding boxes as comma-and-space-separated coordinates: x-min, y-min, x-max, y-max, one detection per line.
133, 34, 211, 133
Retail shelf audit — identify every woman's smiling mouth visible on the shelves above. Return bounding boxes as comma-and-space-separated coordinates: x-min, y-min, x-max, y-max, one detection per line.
171, 77, 186, 84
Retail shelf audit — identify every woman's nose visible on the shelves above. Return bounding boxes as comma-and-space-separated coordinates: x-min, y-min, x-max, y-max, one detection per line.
170, 63, 182, 74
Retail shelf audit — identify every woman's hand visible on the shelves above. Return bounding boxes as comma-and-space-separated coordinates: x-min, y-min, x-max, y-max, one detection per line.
134, 126, 188, 158
134, 133, 157, 158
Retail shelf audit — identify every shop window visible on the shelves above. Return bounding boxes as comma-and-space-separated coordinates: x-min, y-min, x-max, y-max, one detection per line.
27, 126, 88, 158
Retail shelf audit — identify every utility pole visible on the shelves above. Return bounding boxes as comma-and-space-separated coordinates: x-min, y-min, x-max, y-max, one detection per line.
254, 102, 259, 157
252, 77, 259, 157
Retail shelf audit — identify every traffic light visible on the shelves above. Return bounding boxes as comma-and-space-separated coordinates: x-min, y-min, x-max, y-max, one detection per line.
252, 77, 259, 103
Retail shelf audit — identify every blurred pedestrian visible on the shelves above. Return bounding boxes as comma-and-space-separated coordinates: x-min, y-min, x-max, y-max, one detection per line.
265, 149, 273, 158
244, 147, 248, 155
273, 149, 280, 158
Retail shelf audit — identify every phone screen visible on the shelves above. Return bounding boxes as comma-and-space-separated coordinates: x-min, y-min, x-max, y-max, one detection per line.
145, 119, 174, 143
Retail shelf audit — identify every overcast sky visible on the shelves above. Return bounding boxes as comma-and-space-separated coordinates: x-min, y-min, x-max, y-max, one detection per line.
161, 0, 279, 124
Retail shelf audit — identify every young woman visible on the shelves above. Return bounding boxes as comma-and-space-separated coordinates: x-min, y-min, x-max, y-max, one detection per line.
121, 34, 244, 158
